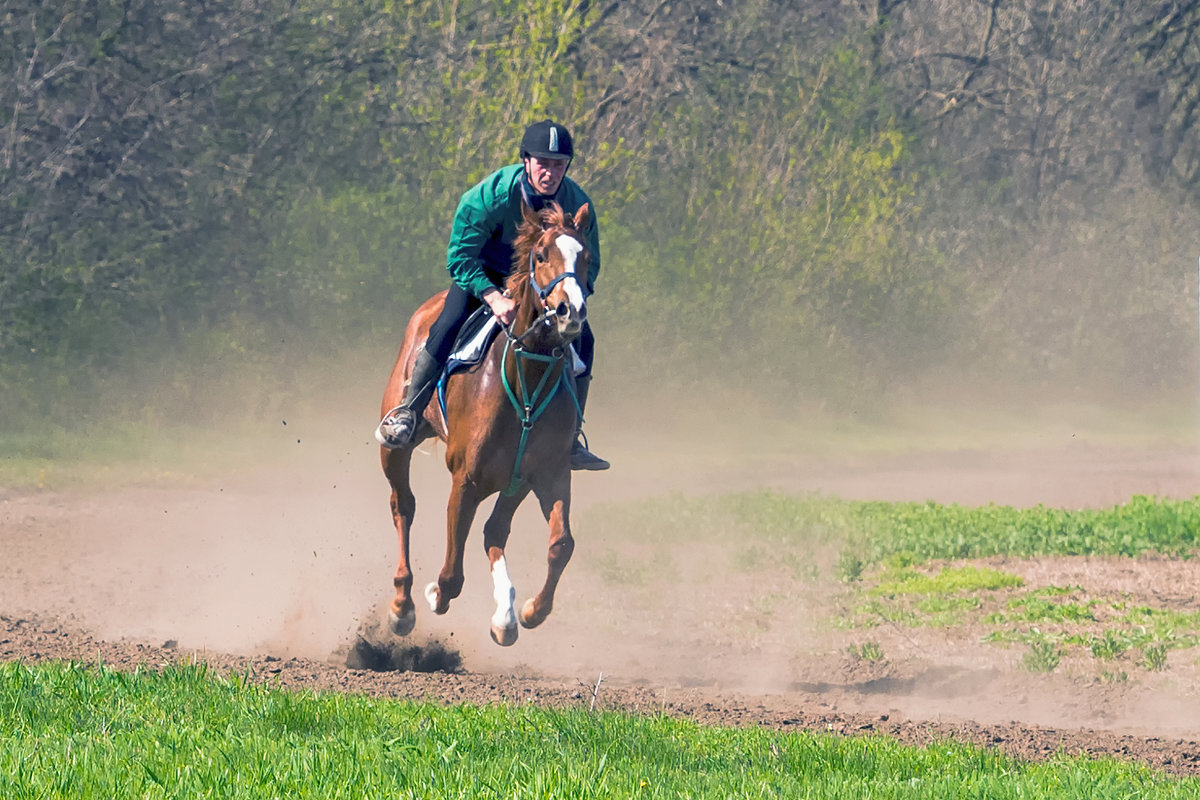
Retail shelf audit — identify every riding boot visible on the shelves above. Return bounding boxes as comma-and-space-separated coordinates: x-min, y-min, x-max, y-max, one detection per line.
375, 347, 442, 449
569, 375, 610, 471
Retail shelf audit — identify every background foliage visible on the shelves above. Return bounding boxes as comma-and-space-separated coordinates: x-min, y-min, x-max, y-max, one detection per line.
3, 0, 1198, 433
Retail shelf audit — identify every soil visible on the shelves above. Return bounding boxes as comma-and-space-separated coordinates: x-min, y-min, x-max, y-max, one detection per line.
3, 413, 1200, 776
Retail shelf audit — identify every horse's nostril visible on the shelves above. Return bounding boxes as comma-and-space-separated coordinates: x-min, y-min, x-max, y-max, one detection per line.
556, 302, 569, 317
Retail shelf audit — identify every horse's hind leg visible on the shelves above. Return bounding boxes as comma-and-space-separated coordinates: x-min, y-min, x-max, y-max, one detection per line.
520, 471, 574, 630
481, 488, 530, 646
382, 448, 417, 635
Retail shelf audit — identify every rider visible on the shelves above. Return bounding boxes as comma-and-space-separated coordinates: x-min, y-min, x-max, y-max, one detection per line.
375, 119, 609, 471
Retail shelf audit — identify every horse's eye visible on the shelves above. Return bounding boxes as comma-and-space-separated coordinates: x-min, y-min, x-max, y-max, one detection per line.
535, 250, 546, 263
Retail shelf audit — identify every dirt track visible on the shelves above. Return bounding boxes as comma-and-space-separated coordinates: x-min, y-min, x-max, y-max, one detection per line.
3, 412, 1200, 775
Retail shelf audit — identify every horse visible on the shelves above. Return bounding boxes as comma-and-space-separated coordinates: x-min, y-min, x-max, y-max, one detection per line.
378, 201, 591, 646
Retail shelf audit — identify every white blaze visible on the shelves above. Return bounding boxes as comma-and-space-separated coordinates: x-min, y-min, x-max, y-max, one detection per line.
553, 234, 586, 311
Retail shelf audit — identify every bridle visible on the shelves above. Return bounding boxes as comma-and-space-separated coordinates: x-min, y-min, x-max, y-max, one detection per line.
498, 226, 585, 347
494, 224, 586, 495
528, 243, 577, 308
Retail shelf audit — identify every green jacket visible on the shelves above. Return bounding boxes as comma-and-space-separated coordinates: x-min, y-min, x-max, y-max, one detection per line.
446, 163, 601, 299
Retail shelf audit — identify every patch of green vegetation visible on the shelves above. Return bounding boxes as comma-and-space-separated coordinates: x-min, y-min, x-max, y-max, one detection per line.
988, 617, 1200, 674
871, 565, 1024, 596
1090, 629, 1132, 660
3, 660, 1194, 799
844, 494, 1200, 563
580, 490, 1200, 673
1033, 585, 1081, 596
841, 566, 1019, 630
914, 595, 982, 627
847, 569, 1200, 673
985, 595, 1099, 625
1142, 643, 1169, 672
1022, 638, 1063, 673
1123, 605, 1200, 634
837, 551, 866, 582
580, 491, 1200, 581
848, 641, 885, 663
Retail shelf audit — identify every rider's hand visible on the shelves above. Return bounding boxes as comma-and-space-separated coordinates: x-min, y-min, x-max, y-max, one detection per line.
483, 288, 517, 326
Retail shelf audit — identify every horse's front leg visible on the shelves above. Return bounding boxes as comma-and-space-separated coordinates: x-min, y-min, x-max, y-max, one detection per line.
382, 449, 417, 636
482, 488, 531, 646
426, 477, 480, 616
521, 470, 574, 630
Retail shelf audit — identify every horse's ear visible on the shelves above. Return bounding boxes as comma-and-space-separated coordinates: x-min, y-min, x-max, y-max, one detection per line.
573, 202, 590, 232
521, 201, 541, 229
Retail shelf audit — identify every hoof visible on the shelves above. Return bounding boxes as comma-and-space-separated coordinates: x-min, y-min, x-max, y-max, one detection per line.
425, 582, 447, 614
388, 607, 416, 636
490, 624, 519, 647
518, 597, 549, 629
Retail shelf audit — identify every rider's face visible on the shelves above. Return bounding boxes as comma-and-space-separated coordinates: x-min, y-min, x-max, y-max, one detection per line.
524, 155, 570, 196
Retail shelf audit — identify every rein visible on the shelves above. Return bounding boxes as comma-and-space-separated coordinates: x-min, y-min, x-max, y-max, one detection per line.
495, 248, 570, 348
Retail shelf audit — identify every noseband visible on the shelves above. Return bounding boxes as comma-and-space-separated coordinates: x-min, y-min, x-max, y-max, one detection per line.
527, 238, 579, 308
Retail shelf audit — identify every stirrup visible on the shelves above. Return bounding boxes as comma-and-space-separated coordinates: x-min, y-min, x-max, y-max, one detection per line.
570, 433, 610, 471
375, 406, 418, 450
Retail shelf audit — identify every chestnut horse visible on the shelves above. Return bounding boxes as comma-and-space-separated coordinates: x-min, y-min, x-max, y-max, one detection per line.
379, 201, 591, 646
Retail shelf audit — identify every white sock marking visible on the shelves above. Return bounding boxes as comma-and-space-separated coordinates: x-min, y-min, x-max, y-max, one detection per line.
491, 556, 517, 631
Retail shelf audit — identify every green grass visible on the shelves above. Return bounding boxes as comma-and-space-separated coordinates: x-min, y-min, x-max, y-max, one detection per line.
845, 566, 1014, 629
980, 596, 1200, 671
1022, 638, 1064, 673
870, 565, 1025, 596
985, 592, 1099, 625
848, 641, 886, 663
8, 444, 1200, 792
1, 660, 1196, 799
579, 490, 1200, 671
582, 491, 1200, 575
842, 494, 1200, 562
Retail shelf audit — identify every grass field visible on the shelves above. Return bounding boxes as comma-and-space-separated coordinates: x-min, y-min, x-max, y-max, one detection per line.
5, 400, 1200, 795
578, 490, 1200, 677
5, 492, 1200, 795
1, 660, 1196, 799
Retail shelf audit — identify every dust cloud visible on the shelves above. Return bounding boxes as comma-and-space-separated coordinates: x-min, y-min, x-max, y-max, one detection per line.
3, 339, 1200, 738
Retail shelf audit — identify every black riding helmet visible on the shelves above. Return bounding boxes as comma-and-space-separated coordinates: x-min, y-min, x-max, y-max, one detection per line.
520, 119, 574, 160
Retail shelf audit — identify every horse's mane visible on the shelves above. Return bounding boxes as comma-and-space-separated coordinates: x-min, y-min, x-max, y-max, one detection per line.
506, 202, 575, 297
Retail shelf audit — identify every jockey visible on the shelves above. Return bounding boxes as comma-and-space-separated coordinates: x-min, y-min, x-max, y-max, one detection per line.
375, 119, 609, 471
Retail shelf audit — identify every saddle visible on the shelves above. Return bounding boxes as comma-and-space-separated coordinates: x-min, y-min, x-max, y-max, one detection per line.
443, 306, 585, 377
445, 306, 500, 374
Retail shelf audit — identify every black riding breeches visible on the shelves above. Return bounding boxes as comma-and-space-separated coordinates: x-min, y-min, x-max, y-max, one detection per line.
425, 284, 482, 363
575, 317, 594, 378
425, 283, 595, 377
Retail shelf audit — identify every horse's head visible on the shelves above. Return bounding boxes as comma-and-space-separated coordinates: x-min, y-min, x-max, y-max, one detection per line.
508, 201, 591, 343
